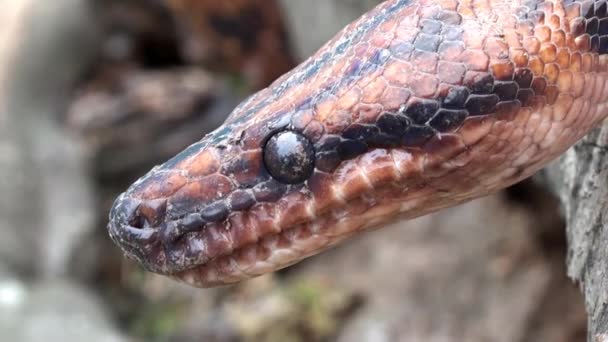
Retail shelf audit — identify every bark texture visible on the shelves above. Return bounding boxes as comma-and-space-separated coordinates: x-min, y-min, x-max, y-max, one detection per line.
546, 124, 608, 341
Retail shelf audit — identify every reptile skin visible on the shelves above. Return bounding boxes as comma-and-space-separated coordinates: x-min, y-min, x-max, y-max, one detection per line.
108, 0, 608, 287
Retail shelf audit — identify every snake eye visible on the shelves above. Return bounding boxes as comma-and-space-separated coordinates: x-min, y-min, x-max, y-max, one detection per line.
263, 130, 315, 184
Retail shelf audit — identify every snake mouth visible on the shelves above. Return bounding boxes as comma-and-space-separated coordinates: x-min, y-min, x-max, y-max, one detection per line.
107, 152, 415, 287
107, 181, 408, 287
107, 185, 314, 279
107, 190, 326, 286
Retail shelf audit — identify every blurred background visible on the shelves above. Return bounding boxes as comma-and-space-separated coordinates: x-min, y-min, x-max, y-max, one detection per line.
0, 0, 589, 341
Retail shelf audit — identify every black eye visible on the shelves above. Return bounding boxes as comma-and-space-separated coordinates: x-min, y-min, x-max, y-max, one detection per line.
263, 130, 315, 184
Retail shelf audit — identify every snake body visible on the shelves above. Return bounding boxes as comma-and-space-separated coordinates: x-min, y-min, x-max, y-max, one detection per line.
108, 0, 608, 287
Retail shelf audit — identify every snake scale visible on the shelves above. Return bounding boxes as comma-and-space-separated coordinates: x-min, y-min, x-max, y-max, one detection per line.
108, 0, 608, 287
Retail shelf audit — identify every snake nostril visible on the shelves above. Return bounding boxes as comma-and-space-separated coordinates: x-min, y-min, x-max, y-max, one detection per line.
123, 200, 144, 229
119, 198, 144, 229
112, 197, 169, 230
139, 199, 167, 227
130, 216, 145, 229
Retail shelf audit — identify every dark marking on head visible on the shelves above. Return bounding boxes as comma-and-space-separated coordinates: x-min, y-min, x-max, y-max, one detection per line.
343, 124, 381, 141
429, 109, 468, 132
178, 213, 205, 233
514, 69, 534, 88
600, 35, 608, 53
404, 100, 440, 124
583, 1, 595, 19
442, 87, 470, 108
315, 135, 341, 153
377, 112, 411, 136
337, 140, 368, 160
465, 94, 500, 116
599, 17, 608, 35
587, 17, 600, 35
597, 1, 607, 17
228, 190, 256, 211
401, 125, 437, 146
470, 74, 495, 94
200, 201, 230, 223
494, 82, 519, 101
315, 151, 342, 172
253, 179, 287, 202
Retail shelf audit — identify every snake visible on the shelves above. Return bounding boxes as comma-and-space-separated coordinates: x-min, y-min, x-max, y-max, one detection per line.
108, 0, 608, 287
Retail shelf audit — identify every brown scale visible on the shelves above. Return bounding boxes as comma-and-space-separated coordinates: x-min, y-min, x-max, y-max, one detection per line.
109, 0, 608, 287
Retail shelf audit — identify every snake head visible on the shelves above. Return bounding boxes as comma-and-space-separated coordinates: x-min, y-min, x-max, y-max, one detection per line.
106, 63, 370, 285
109, 0, 608, 287
107, 69, 416, 286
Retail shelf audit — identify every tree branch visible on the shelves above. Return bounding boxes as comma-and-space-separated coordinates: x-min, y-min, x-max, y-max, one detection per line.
546, 123, 608, 340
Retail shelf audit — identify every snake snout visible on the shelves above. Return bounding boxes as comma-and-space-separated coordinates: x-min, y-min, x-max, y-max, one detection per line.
107, 194, 171, 272
111, 196, 168, 229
